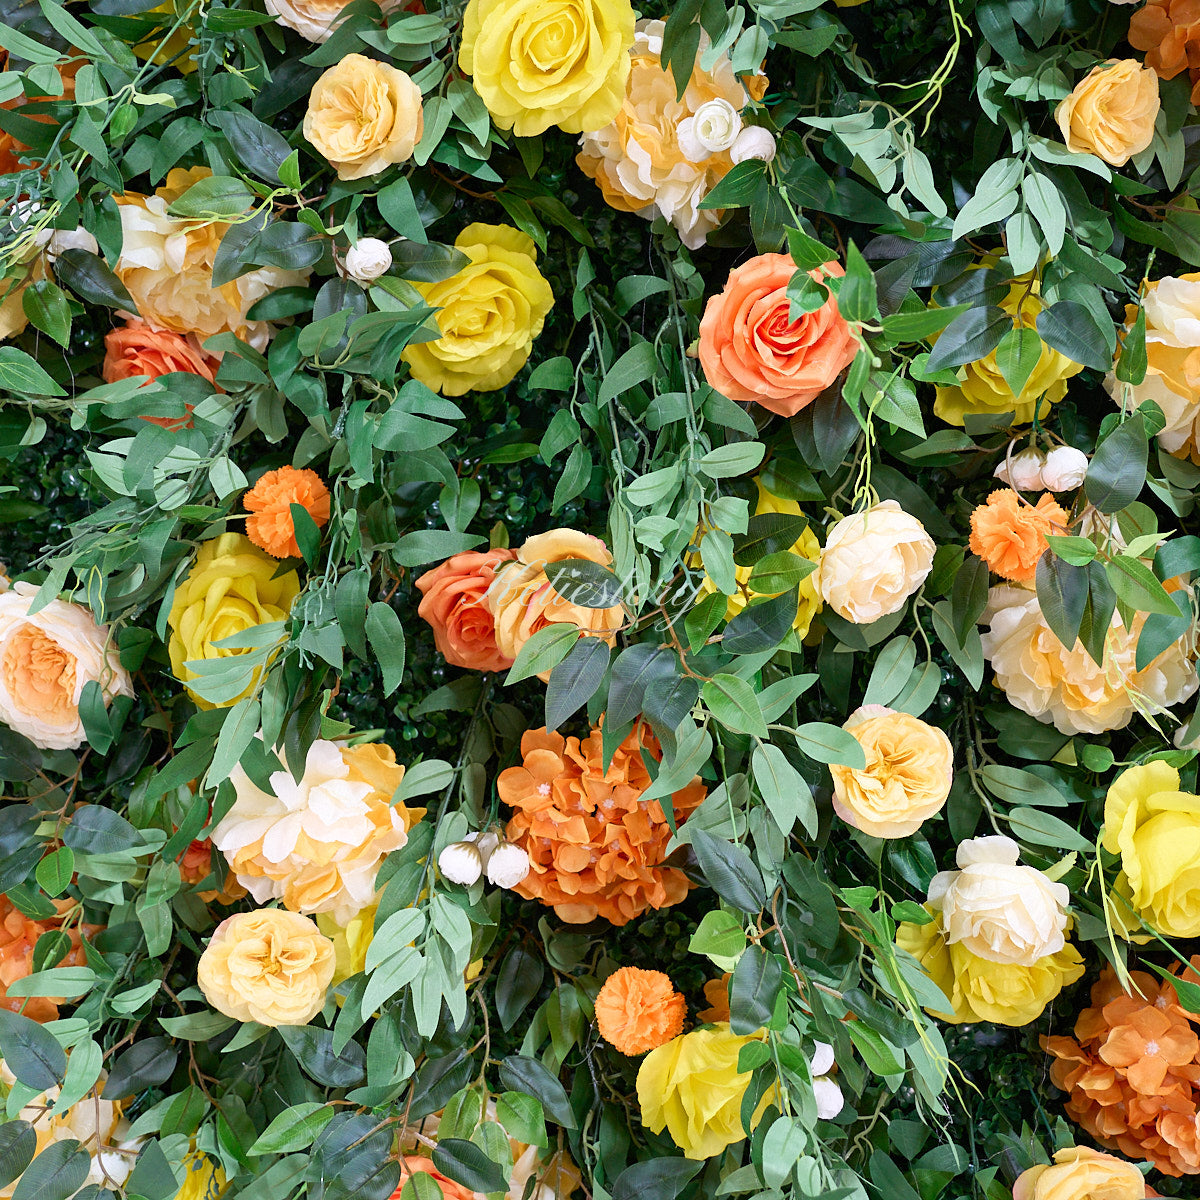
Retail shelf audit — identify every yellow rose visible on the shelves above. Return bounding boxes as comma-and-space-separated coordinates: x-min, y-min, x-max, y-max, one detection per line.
896, 910, 1085, 1027
316, 903, 376, 985
132, 4, 198, 74
403, 223, 553, 395
829, 705, 953, 838
303, 53, 423, 181
173, 1152, 226, 1200
1102, 761, 1200, 938
484, 528, 625, 673
197, 908, 335, 1026
700, 482, 823, 639
934, 273, 1084, 426
459, 0, 635, 136
1055, 59, 1160, 167
636, 1025, 772, 1160
1012, 1147, 1147, 1200
167, 533, 300, 709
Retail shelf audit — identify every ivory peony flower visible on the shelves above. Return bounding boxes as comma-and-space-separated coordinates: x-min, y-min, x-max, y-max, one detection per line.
303, 54, 423, 181
243, 466, 332, 559
102, 320, 218, 396
402, 224, 554, 396
637, 1024, 773, 1160
0, 582, 132, 750
484, 528, 625, 670
819, 500, 935, 623
1106, 275, 1200, 462
459, 0, 635, 136
415, 548, 519, 672
265, 0, 397, 41
968, 489, 1067, 583
197, 908, 335, 1026
594, 966, 687, 1055
0, 894, 97, 1022
1055, 60, 1160, 167
699, 254, 858, 417
928, 835, 1069, 965
980, 584, 1198, 735
1013, 1147, 1149, 1200
829, 705, 954, 838
166, 533, 300, 708
577, 19, 768, 249
1131, 0, 1200, 102
1103, 761, 1200, 938
485, 840, 530, 888
498, 724, 705, 925
213, 738, 424, 923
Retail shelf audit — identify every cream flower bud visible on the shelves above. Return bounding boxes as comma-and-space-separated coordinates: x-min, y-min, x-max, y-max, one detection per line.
993, 448, 1045, 491
485, 841, 530, 889
1041, 445, 1089, 492
730, 125, 777, 165
45, 227, 99, 262
439, 841, 483, 885
474, 829, 501, 865
678, 99, 742, 162
344, 237, 393, 283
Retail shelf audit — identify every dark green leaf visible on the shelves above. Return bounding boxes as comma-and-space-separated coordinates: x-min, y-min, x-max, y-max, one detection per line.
497, 1055, 575, 1127
1085, 414, 1147, 514
611, 1158, 702, 1200
690, 829, 766, 912
542, 559, 624, 608
1036, 300, 1113, 372
544, 636, 610, 730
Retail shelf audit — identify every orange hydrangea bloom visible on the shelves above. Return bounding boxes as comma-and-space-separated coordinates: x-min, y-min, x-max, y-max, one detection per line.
243, 466, 332, 559
498, 724, 705, 926
1130, 0, 1200, 104
1044, 962, 1200, 1175
968, 489, 1067, 583
595, 966, 687, 1055
0, 893, 98, 1023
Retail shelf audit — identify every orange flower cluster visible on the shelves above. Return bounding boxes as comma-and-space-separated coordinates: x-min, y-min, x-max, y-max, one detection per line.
243, 466, 331, 559
595, 966, 687, 1055
498, 724, 705, 926
1130, 0, 1200, 104
969, 489, 1067, 583
1044, 964, 1200, 1176
0, 893, 97, 1023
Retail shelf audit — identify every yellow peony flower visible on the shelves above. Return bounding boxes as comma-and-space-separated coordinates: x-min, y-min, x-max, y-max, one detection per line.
1012, 1147, 1147, 1200
934, 273, 1084, 426
1055, 59, 1160, 167
402, 223, 554, 396
303, 53, 423, 181
166, 533, 300, 709
316, 903, 376, 984
1102, 760, 1200, 938
896, 909, 1085, 1027
636, 1024, 772, 1160
198, 908, 335, 1026
699, 482, 823, 639
174, 1152, 226, 1200
459, 0, 635, 136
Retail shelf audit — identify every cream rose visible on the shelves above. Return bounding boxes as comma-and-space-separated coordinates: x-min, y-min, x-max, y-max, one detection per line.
1055, 59, 1160, 167
0, 581, 132, 750
677, 99, 741, 161
730, 125, 777, 164
198, 908, 335, 1026
928, 835, 1070, 965
819, 500, 935, 623
1040, 445, 1089, 491
829, 705, 954, 838
265, 0, 397, 41
1012, 1147, 1147, 1200
344, 237, 393, 282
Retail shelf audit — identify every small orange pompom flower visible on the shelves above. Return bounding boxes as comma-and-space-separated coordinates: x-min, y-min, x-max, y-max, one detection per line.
968, 488, 1067, 583
595, 966, 687, 1055
244, 466, 332, 559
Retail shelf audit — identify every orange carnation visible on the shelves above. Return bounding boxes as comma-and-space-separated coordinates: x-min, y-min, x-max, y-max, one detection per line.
243, 466, 332, 559
1130, 0, 1200, 104
415, 548, 519, 672
595, 966, 687, 1055
698, 254, 858, 417
498, 724, 705, 925
968, 489, 1067, 583
0, 893, 98, 1023
392, 1156, 479, 1200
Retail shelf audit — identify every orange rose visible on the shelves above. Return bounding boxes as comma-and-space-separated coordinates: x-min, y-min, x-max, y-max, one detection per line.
0, 894, 98, 1023
102, 319, 218, 429
392, 1157, 480, 1200
415, 548, 519, 672
969, 489, 1067, 583
595, 966, 687, 1055
698, 253, 858, 417
243, 466, 331, 559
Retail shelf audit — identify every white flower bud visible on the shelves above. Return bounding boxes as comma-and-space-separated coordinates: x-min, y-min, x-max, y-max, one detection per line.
475, 829, 501, 865
438, 841, 483, 886
344, 237, 393, 283
678, 99, 742, 162
993, 448, 1045, 491
485, 841, 530, 889
1040, 445, 1089, 492
730, 125, 777, 165
44, 226, 98, 261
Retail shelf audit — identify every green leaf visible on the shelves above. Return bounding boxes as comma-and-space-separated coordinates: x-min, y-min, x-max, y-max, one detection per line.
505, 623, 579, 685
209, 107, 292, 184
732, 513, 809, 567
846, 1021, 904, 1076
497, 1055, 575, 1128
612, 1159, 702, 1200
11, 1139, 89, 1200
54, 249, 135, 311
688, 909, 747, 964
701, 674, 767, 737
1045, 535, 1097, 566
0, 348, 64, 397
1085, 414, 1147, 514
21, 281, 71, 347
1105, 554, 1183, 616
994, 327, 1043, 400
752, 743, 817, 837
544, 636, 610, 730
794, 722, 866, 769
699, 442, 766, 480
1115, 308, 1148, 386
1036, 552, 1088, 650
597, 342, 658, 406
1036, 300, 1112, 372
542, 558, 624, 608
729, 944, 782, 1034
33, 848, 73, 898
249, 1105, 336, 1156
698, 159, 766, 210
365, 602, 406, 696
690, 830, 766, 912
837, 242, 877, 323
925, 306, 1009, 372
0, 1123, 35, 1192
495, 947, 544, 1032
0, 1011, 66, 1090
862, 638, 917, 708
1006, 806, 1092, 852
722, 589, 798, 654
747, 551, 817, 594
168, 174, 256, 219
979, 764, 1069, 808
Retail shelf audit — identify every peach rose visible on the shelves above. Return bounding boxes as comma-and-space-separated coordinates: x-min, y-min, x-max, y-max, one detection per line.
1055, 59, 1160, 167
415, 548, 519, 672
303, 53, 423, 181
698, 253, 858, 417
266, 0, 398, 41
1013, 1147, 1147, 1200
0, 895, 96, 1023
102, 319, 218, 388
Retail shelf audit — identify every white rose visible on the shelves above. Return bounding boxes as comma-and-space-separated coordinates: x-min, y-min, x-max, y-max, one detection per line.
1041, 445, 1089, 492
485, 841, 530, 889
730, 125, 777, 165
819, 500, 936, 624
344, 237, 393, 283
927, 834, 1069, 965
993, 447, 1045, 491
677, 99, 742, 162
438, 841, 483, 885
0, 582, 132, 750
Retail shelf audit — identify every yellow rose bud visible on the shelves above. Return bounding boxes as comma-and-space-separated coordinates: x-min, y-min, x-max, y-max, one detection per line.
303, 53, 424, 181
1012, 1147, 1147, 1200
403, 223, 554, 396
166, 533, 300, 709
198, 908, 335, 1026
459, 0, 635, 136
1055, 59, 1160, 167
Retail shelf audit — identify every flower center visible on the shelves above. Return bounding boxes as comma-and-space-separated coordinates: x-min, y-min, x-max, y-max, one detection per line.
1145, 1039, 1160, 1057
